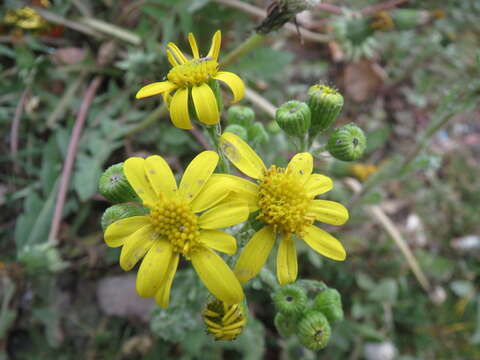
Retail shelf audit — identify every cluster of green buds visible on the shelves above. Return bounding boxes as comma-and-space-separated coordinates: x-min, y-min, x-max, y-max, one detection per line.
98, 162, 147, 229
225, 105, 269, 145
272, 281, 343, 351
274, 84, 367, 161
202, 299, 247, 341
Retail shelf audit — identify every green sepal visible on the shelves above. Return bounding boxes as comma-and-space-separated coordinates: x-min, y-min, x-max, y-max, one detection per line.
327, 124, 367, 161
274, 312, 296, 338
98, 163, 139, 203
101, 203, 149, 231
224, 124, 248, 141
298, 310, 331, 351
227, 105, 255, 128
272, 283, 308, 317
275, 100, 311, 138
312, 288, 344, 323
248, 122, 269, 144
307, 84, 344, 139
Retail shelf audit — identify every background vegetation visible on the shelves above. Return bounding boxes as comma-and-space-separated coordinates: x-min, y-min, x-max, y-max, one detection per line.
1, 0, 479, 359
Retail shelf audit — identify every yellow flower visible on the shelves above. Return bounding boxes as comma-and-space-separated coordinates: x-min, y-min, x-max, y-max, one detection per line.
136, 30, 245, 129
104, 151, 248, 308
219, 133, 349, 285
203, 299, 247, 341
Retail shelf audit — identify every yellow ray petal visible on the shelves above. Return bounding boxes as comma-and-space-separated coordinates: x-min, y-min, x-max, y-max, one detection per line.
286, 152, 313, 184
124, 157, 157, 204
145, 155, 178, 199
198, 229, 237, 254
190, 174, 231, 213
213, 72, 245, 103
119, 224, 157, 271
166, 49, 179, 67
188, 32, 200, 59
136, 81, 177, 99
207, 30, 221, 61
209, 174, 259, 211
191, 246, 244, 305
104, 216, 151, 248
234, 226, 275, 283
179, 151, 218, 202
170, 88, 193, 129
305, 174, 333, 197
302, 225, 346, 261
167, 42, 188, 64
136, 240, 173, 297
277, 235, 298, 285
155, 253, 179, 308
307, 200, 349, 225
191, 83, 220, 125
198, 200, 248, 229
220, 132, 266, 179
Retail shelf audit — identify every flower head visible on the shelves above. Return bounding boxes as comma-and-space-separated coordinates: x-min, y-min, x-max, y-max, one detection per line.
136, 31, 245, 129
203, 299, 247, 341
104, 151, 248, 307
219, 133, 349, 285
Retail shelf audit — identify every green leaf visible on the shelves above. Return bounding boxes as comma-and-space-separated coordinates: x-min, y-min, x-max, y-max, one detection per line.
368, 278, 398, 304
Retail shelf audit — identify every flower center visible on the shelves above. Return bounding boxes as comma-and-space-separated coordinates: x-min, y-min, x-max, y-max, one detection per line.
147, 195, 200, 258
257, 166, 313, 235
167, 57, 218, 87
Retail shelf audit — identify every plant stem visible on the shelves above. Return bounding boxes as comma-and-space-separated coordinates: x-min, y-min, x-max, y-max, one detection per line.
205, 124, 230, 173
220, 33, 266, 69
125, 104, 167, 136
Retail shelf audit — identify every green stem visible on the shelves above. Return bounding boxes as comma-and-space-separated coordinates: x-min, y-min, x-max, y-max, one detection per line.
220, 33, 266, 69
125, 104, 167, 136
205, 124, 230, 173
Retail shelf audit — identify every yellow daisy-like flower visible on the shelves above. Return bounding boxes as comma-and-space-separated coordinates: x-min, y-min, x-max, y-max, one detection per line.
104, 151, 248, 308
136, 30, 245, 129
219, 133, 349, 285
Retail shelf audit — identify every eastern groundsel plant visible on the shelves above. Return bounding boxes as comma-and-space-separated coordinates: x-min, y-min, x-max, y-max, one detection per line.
103, 151, 248, 308
135, 30, 245, 129
218, 132, 349, 285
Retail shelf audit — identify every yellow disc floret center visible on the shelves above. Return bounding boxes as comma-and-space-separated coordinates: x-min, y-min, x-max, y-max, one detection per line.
148, 195, 200, 259
167, 57, 218, 87
257, 166, 313, 235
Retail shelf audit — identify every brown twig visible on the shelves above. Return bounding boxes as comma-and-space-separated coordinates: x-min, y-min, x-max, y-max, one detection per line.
10, 88, 30, 173
48, 76, 103, 244
361, 0, 410, 15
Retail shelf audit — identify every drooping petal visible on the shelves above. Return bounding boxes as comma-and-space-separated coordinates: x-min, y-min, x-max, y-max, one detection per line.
276, 235, 298, 285
191, 84, 219, 125
198, 229, 236, 254
179, 151, 218, 202
170, 88, 193, 129
234, 226, 276, 283
166, 49, 179, 67
191, 246, 244, 305
302, 225, 346, 261
135, 81, 177, 99
167, 42, 188, 64
136, 241, 173, 297
119, 224, 157, 271
213, 71, 244, 103
155, 253, 179, 308
286, 152, 313, 184
124, 157, 157, 204
145, 155, 178, 199
305, 174, 333, 197
104, 216, 151, 248
188, 32, 200, 59
207, 30, 221, 61
220, 132, 266, 180
307, 200, 349, 225
198, 200, 248, 229
190, 175, 231, 213
208, 174, 259, 211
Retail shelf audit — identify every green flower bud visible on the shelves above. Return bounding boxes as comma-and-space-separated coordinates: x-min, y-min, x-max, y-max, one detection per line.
224, 124, 248, 142
273, 284, 307, 317
391, 9, 429, 30
312, 288, 344, 323
227, 105, 255, 128
274, 312, 296, 337
275, 100, 311, 138
98, 163, 138, 203
248, 122, 269, 144
101, 203, 148, 231
298, 311, 331, 351
307, 85, 344, 136
327, 124, 367, 161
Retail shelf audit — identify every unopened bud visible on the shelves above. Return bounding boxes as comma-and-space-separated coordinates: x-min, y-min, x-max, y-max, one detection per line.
327, 124, 366, 161
298, 311, 331, 351
276, 100, 311, 138
227, 105, 255, 128
99, 163, 139, 203
101, 203, 148, 231
307, 84, 344, 137
224, 124, 248, 142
